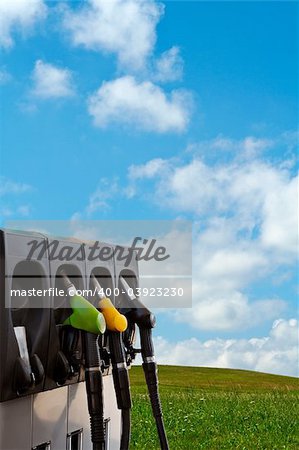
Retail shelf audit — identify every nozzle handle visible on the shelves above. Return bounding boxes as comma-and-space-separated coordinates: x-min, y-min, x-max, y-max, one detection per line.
63, 298, 106, 334
139, 328, 155, 360
98, 297, 128, 332
119, 277, 156, 329
109, 333, 132, 410
59, 269, 106, 334
91, 274, 127, 332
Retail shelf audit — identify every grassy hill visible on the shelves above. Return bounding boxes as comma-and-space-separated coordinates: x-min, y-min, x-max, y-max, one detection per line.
130, 365, 299, 449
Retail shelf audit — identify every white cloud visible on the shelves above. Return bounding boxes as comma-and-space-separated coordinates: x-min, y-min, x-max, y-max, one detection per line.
0, 204, 31, 218
211, 136, 273, 157
126, 159, 169, 197
0, 0, 46, 48
175, 293, 285, 332
153, 318, 298, 376
177, 220, 287, 331
130, 155, 298, 257
126, 135, 298, 331
261, 175, 298, 255
62, 0, 163, 70
88, 76, 191, 132
86, 177, 119, 214
128, 158, 168, 180
0, 177, 32, 196
71, 177, 120, 220
31, 60, 75, 99
154, 46, 184, 82
62, 1, 191, 131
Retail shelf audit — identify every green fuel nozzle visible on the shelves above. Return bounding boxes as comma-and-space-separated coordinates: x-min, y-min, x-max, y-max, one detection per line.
58, 269, 106, 334
58, 270, 107, 450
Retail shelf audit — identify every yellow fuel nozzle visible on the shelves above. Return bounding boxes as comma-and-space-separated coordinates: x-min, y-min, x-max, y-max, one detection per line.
91, 274, 127, 332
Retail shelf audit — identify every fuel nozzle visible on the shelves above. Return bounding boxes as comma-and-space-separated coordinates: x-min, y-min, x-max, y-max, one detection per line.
90, 274, 131, 449
119, 276, 156, 360
119, 276, 169, 450
119, 276, 156, 331
59, 269, 106, 334
59, 270, 106, 450
91, 274, 127, 332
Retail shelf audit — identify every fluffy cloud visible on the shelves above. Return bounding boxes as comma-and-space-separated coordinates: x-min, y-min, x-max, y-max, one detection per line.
63, 1, 191, 132
129, 153, 298, 258
176, 294, 285, 332
260, 175, 298, 255
153, 318, 298, 376
210, 136, 273, 157
128, 158, 168, 179
0, 0, 46, 48
154, 46, 184, 82
31, 60, 75, 99
70, 177, 120, 221
62, 0, 163, 70
88, 76, 191, 132
126, 136, 298, 330
86, 177, 119, 214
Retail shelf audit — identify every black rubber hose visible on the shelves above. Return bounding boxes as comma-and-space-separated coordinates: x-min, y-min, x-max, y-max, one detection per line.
140, 328, 169, 450
82, 332, 105, 450
109, 332, 126, 365
120, 408, 131, 450
93, 444, 104, 450
109, 332, 132, 450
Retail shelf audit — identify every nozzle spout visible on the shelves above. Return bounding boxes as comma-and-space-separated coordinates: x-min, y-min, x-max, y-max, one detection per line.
91, 273, 105, 300
58, 269, 76, 296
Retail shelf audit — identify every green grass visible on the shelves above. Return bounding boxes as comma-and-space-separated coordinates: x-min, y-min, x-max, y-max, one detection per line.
130, 366, 299, 449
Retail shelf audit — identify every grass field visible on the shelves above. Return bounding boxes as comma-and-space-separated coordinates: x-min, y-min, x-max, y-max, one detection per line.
129, 365, 299, 449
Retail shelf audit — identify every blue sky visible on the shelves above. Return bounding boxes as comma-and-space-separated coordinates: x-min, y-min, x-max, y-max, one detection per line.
0, 1, 298, 375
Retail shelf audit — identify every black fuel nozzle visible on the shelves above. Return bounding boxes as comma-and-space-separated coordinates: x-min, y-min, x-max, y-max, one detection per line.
109, 332, 132, 411
119, 277, 156, 358
119, 276, 169, 450
119, 276, 156, 328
